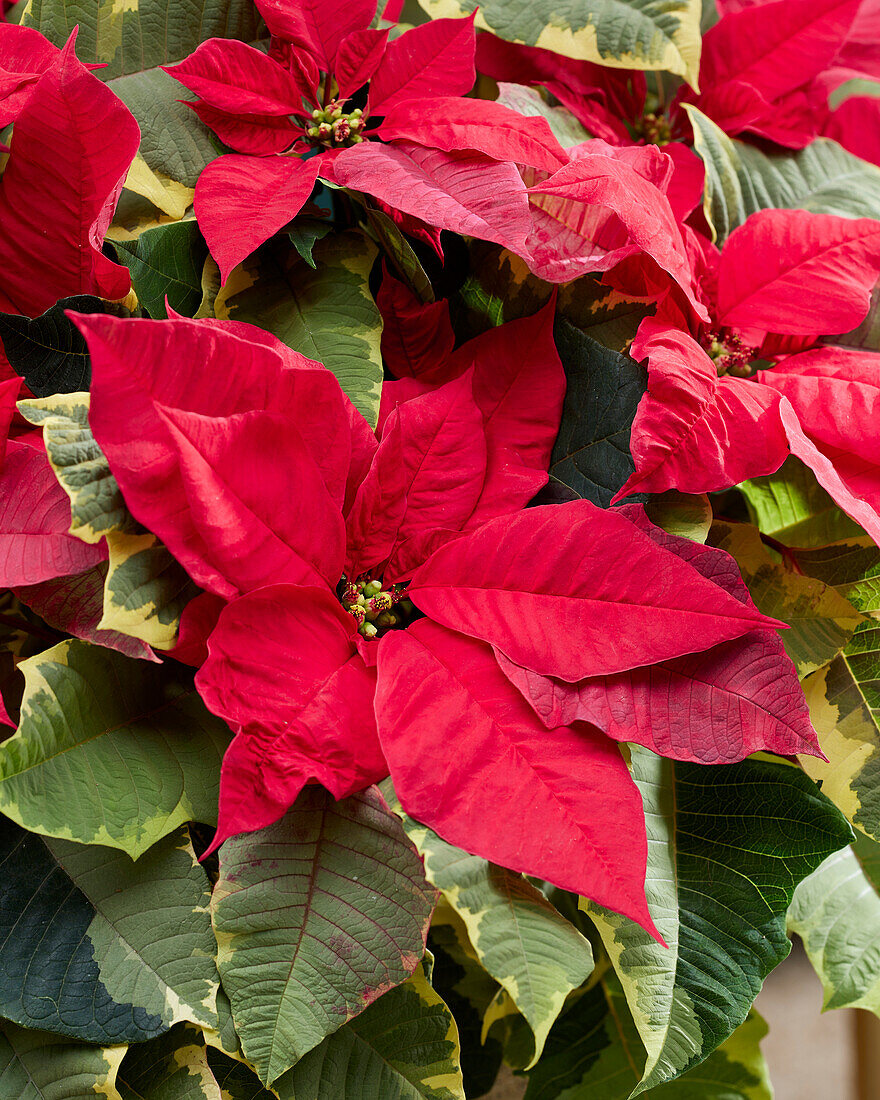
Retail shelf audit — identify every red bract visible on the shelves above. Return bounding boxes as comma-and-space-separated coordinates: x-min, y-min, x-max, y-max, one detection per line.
0, 33, 139, 315
613, 207, 880, 542
71, 308, 803, 933
164, 5, 572, 279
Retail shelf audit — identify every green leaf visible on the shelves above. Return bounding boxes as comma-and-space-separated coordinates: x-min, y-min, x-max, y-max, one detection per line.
0, 818, 218, 1043
112, 221, 209, 319
117, 1025, 222, 1100
549, 319, 647, 507
739, 455, 863, 548
710, 522, 864, 677
206, 1049, 275, 1100
288, 219, 334, 269
215, 232, 384, 428
110, 68, 221, 190
789, 537, 880, 615
388, 792, 593, 1066
18, 393, 136, 545
416, 0, 701, 85
270, 956, 466, 1100
0, 295, 115, 399
522, 973, 772, 1100
211, 786, 437, 1085
581, 749, 852, 1093
0, 1021, 126, 1100
644, 491, 712, 544
800, 626, 880, 841
456, 242, 651, 350
789, 832, 880, 1013
362, 207, 434, 304
495, 83, 592, 148
0, 640, 232, 856
686, 106, 880, 242
21, 0, 262, 77
102, 531, 202, 651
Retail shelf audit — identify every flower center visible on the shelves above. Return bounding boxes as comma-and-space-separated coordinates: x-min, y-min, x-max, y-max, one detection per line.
306, 100, 366, 148
339, 575, 412, 638
702, 328, 758, 377
635, 112, 672, 146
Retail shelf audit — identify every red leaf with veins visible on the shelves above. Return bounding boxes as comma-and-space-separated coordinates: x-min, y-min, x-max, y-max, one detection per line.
0, 442, 106, 586
408, 500, 784, 682
254, 0, 377, 72
377, 267, 456, 381
335, 27, 388, 99
613, 320, 791, 499
498, 507, 822, 764
367, 15, 476, 115
715, 209, 880, 337
378, 97, 568, 174
194, 155, 321, 283
188, 101, 299, 156
345, 370, 487, 582
333, 142, 531, 255
77, 313, 355, 595
154, 406, 346, 595
759, 347, 880, 543
376, 619, 659, 936
0, 24, 59, 125
524, 149, 709, 320
697, 0, 859, 105
0, 34, 139, 316
196, 584, 385, 847
163, 39, 307, 115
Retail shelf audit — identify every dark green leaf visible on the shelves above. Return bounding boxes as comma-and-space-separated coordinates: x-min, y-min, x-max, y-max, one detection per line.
0, 819, 218, 1044
549, 318, 647, 506
112, 221, 209, 319
0, 1021, 125, 1100
0, 295, 115, 398
288, 219, 334, 269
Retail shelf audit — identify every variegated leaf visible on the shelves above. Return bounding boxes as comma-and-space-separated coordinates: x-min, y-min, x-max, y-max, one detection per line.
270, 956, 465, 1100
788, 832, 880, 1014
117, 1025, 222, 1100
0, 819, 218, 1043
387, 787, 593, 1066
711, 522, 864, 677
686, 106, 880, 243
18, 393, 136, 545
0, 1022, 126, 1100
417, 0, 701, 85
211, 786, 436, 1085
215, 231, 383, 428
0, 640, 231, 856
581, 749, 851, 1094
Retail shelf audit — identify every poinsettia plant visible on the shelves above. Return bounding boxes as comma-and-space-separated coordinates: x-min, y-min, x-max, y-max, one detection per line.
1, 0, 880, 1095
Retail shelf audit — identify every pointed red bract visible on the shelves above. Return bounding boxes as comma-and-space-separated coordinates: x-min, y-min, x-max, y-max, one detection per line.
188, 101, 299, 155
0, 24, 60, 125
335, 27, 388, 99
614, 321, 791, 499
367, 15, 476, 114
499, 508, 822, 764
196, 584, 385, 846
378, 97, 568, 174
376, 619, 659, 936
194, 155, 321, 283
332, 142, 532, 255
0, 34, 139, 316
163, 39, 307, 114
254, 0, 377, 71
715, 209, 880, 336
345, 371, 487, 582
408, 501, 784, 682
0, 441, 107, 586
377, 268, 456, 381
77, 313, 354, 597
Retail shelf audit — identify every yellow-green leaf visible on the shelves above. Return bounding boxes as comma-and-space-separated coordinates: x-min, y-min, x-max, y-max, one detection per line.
0, 1021, 126, 1100
416, 0, 701, 85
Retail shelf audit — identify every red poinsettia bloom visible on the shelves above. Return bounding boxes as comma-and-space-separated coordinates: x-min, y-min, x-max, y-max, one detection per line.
163, 0, 569, 281
69, 299, 822, 934
611, 205, 880, 543
477, 0, 863, 155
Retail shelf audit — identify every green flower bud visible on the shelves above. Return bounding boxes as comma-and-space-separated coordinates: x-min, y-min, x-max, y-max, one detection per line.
365, 579, 383, 596
359, 621, 378, 639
